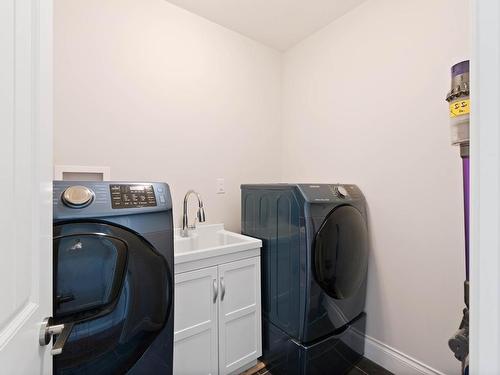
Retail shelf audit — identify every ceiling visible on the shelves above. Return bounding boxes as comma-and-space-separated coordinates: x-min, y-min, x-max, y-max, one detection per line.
165, 0, 367, 51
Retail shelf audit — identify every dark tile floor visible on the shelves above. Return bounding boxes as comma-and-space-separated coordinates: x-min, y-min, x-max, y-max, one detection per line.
347, 357, 393, 375
253, 357, 393, 375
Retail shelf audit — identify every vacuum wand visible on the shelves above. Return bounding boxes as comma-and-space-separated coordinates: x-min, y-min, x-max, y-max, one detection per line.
445, 60, 469, 375
462, 152, 469, 282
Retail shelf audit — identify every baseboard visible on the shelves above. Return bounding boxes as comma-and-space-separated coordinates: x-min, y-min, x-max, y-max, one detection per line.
363, 334, 447, 375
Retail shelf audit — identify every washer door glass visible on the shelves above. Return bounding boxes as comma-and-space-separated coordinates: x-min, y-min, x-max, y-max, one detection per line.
54, 234, 127, 317
53, 222, 172, 375
314, 205, 368, 300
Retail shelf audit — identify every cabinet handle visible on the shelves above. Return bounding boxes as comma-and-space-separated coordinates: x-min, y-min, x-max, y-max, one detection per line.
213, 279, 218, 303
220, 277, 226, 301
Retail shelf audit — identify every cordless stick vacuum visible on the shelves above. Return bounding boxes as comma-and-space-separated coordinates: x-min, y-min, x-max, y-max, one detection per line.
446, 60, 470, 375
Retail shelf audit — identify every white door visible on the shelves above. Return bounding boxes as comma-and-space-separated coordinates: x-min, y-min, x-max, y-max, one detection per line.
174, 267, 219, 375
218, 257, 262, 375
0, 0, 53, 374
471, 0, 500, 373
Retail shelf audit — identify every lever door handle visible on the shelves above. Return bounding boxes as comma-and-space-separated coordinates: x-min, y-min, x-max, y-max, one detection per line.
39, 317, 75, 356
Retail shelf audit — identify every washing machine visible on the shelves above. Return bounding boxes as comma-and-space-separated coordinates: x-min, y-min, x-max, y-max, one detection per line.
53, 181, 174, 375
241, 183, 368, 375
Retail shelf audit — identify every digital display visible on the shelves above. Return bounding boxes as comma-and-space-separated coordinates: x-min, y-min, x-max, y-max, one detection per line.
110, 184, 157, 209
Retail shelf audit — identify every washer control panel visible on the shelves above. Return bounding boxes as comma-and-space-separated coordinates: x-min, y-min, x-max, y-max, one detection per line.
110, 184, 157, 209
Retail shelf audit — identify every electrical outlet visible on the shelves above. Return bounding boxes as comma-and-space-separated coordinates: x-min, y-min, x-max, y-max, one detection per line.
216, 178, 225, 194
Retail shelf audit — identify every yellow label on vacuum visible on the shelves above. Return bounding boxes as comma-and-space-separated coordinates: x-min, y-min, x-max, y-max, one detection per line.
450, 99, 470, 118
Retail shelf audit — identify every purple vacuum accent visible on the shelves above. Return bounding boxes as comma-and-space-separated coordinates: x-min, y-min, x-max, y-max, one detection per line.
462, 156, 470, 281
452, 60, 469, 77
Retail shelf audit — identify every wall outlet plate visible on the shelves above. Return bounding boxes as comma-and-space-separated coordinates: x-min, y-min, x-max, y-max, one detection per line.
216, 178, 225, 194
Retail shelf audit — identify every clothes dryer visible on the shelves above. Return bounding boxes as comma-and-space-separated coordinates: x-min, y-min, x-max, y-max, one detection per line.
241, 183, 368, 375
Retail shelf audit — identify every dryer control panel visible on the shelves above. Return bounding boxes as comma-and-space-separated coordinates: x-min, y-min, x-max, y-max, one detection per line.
110, 184, 157, 209
297, 184, 363, 202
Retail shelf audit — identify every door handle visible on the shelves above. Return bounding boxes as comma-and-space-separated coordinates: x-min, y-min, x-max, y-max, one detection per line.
213, 278, 218, 303
39, 317, 75, 356
220, 277, 226, 301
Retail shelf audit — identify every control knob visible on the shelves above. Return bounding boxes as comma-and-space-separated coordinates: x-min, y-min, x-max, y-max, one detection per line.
62, 186, 95, 208
335, 185, 349, 198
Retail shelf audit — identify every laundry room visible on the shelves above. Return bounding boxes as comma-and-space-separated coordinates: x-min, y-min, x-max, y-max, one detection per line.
52, 0, 468, 374
3, 0, 487, 374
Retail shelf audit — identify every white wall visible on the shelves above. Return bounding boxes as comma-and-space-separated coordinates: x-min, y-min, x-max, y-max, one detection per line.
54, 0, 282, 230
281, 0, 469, 373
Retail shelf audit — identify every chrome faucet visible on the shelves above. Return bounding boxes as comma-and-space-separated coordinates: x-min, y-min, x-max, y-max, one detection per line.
181, 190, 206, 237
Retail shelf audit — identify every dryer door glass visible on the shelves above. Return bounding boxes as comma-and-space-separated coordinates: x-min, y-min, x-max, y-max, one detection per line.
314, 205, 368, 300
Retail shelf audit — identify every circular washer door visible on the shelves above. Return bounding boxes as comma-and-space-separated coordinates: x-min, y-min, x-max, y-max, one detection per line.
53, 221, 172, 375
314, 205, 368, 300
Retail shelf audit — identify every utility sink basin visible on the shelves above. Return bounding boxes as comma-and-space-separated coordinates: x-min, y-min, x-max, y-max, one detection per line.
174, 224, 261, 272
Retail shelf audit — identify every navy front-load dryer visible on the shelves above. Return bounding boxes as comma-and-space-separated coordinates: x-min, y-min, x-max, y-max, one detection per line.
241, 184, 368, 375
53, 181, 174, 375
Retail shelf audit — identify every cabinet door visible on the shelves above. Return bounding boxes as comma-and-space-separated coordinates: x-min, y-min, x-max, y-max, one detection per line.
174, 266, 219, 375
218, 257, 262, 375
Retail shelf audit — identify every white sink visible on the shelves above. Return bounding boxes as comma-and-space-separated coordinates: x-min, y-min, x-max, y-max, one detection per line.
174, 224, 261, 270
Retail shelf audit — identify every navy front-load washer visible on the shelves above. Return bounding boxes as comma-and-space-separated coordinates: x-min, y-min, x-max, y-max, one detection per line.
241, 184, 368, 375
53, 181, 174, 375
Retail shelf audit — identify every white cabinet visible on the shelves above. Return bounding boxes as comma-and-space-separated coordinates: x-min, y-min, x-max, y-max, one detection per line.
218, 257, 262, 375
174, 266, 219, 375
174, 256, 261, 375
